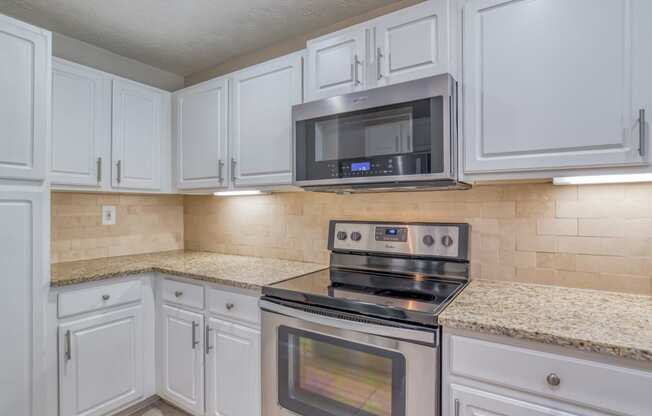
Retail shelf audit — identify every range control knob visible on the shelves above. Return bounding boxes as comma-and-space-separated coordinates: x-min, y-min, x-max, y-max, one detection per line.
441, 235, 454, 247
422, 235, 435, 246
337, 231, 348, 241
350, 231, 362, 242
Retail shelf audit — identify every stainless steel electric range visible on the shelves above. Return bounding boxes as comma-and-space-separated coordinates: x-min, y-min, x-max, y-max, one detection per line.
260, 220, 470, 416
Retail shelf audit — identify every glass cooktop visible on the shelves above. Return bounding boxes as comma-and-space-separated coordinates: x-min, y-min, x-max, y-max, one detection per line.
262, 268, 465, 327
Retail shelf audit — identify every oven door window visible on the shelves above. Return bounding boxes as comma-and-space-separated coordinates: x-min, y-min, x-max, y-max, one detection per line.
278, 326, 406, 416
295, 97, 444, 182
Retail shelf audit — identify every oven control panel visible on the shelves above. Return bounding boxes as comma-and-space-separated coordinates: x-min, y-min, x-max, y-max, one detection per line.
329, 221, 469, 260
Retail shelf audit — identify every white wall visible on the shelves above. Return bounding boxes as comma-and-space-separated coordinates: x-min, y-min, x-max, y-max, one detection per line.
53, 33, 184, 91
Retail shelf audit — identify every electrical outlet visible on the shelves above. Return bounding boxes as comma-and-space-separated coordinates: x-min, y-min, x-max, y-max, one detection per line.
102, 205, 116, 225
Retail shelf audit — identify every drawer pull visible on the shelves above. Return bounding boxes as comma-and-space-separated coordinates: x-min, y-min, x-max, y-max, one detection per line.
546, 373, 561, 387
101, 294, 110, 301
226, 303, 235, 311
174, 291, 183, 298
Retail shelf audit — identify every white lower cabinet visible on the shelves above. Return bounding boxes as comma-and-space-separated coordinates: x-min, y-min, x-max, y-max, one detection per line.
58, 306, 144, 416
206, 317, 261, 416
450, 384, 578, 416
159, 304, 205, 415
158, 277, 261, 416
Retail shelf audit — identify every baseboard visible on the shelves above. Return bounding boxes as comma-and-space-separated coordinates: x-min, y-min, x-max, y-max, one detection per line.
114, 395, 162, 416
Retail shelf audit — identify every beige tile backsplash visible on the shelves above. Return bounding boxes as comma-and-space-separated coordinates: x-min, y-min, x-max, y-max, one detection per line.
184, 183, 652, 295
51, 192, 184, 263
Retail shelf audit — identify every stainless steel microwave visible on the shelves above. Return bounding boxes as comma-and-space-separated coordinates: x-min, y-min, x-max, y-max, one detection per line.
293, 74, 467, 192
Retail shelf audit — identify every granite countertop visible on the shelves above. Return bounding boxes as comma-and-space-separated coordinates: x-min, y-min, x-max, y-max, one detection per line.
51, 250, 328, 290
439, 279, 652, 362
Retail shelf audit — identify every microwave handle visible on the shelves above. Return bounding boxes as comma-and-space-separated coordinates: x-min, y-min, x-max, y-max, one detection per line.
259, 299, 435, 345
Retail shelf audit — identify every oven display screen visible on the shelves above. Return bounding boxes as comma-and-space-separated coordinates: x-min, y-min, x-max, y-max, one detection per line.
351, 161, 371, 172
375, 227, 408, 242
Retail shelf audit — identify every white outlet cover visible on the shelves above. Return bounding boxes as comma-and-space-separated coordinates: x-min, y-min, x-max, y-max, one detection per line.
102, 205, 116, 225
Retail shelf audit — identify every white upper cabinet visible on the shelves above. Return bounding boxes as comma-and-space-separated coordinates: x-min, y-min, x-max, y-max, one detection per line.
51, 59, 111, 187
231, 52, 303, 187
463, 0, 649, 174
174, 77, 229, 190
0, 15, 50, 181
112, 79, 166, 190
59, 306, 144, 416
374, 0, 448, 87
305, 1, 449, 102
306, 27, 366, 101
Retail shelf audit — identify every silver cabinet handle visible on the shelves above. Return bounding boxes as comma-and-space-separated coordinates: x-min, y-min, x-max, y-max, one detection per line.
102, 294, 110, 301
64, 330, 72, 361
546, 373, 561, 386
218, 159, 224, 183
96, 157, 102, 183
174, 290, 183, 298
230, 157, 237, 183
353, 54, 361, 85
226, 302, 235, 311
454, 398, 460, 416
116, 160, 122, 184
191, 320, 199, 349
205, 325, 213, 354
376, 48, 383, 80
639, 109, 646, 156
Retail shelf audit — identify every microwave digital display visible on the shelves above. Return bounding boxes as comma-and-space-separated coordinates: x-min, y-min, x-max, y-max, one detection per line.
351, 162, 371, 172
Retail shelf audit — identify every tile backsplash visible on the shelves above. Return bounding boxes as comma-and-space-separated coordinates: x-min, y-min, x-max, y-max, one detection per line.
184, 183, 652, 295
51, 192, 184, 263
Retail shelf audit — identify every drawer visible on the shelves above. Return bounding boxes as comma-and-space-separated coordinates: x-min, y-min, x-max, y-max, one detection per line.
58, 279, 142, 318
161, 278, 204, 310
208, 287, 260, 325
449, 335, 652, 416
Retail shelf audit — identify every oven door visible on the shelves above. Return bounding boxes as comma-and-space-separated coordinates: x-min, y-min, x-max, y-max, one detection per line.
294, 74, 456, 187
260, 299, 438, 416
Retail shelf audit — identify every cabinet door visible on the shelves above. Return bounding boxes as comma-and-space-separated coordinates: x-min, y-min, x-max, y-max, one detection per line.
231, 52, 302, 187
59, 306, 144, 416
206, 317, 261, 416
0, 14, 49, 180
0, 191, 43, 416
51, 59, 111, 187
374, 0, 448, 87
450, 385, 577, 416
463, 0, 647, 174
306, 27, 366, 101
159, 304, 204, 415
112, 79, 164, 190
174, 77, 229, 189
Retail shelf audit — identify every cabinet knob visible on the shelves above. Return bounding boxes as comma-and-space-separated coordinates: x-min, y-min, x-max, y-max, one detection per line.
102, 294, 110, 301
226, 303, 235, 310
174, 291, 183, 298
546, 373, 561, 387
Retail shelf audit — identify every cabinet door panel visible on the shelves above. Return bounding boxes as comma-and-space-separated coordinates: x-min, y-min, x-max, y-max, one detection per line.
0, 15, 49, 180
112, 79, 164, 190
174, 77, 229, 189
463, 0, 645, 173
59, 306, 144, 416
159, 305, 204, 415
375, 0, 448, 86
206, 317, 261, 416
51, 59, 110, 187
306, 29, 365, 101
0, 191, 42, 416
231, 53, 302, 187
451, 385, 578, 416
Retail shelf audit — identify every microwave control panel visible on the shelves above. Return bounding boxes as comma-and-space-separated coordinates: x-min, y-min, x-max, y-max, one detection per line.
327, 154, 429, 179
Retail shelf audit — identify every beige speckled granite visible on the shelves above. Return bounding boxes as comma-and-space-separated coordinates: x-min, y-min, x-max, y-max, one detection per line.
439, 279, 652, 362
51, 250, 328, 290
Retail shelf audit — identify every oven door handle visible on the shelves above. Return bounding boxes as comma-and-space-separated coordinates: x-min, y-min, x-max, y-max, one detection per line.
259, 299, 436, 345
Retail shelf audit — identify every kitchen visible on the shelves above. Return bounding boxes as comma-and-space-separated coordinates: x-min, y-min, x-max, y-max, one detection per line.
0, 1, 650, 416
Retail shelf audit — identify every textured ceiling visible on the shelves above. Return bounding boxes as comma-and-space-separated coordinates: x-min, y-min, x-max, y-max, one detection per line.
0, 0, 401, 76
